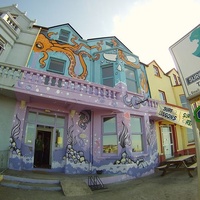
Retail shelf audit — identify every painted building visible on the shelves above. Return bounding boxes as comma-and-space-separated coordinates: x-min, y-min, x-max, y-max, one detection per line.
0, 5, 161, 182
145, 61, 195, 163
0, 4, 39, 169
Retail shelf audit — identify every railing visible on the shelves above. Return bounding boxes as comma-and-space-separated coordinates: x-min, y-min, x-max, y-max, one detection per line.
1, 13, 20, 33
88, 175, 105, 190
0, 64, 120, 100
0, 63, 160, 110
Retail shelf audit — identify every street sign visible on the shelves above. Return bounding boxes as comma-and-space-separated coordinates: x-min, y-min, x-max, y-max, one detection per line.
194, 106, 200, 122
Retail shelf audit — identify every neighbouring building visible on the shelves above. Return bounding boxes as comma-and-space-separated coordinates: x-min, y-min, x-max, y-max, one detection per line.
1, 5, 182, 183
145, 61, 195, 163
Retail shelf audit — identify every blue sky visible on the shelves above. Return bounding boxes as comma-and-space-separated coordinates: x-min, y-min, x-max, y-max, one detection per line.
1, 0, 200, 72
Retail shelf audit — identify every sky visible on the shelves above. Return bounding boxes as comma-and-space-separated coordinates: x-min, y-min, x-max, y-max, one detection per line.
1, 0, 200, 73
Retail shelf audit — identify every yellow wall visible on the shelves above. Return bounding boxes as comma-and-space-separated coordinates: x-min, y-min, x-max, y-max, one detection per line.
146, 61, 195, 159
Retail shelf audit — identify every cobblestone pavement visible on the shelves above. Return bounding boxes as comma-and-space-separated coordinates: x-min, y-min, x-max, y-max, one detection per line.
0, 171, 199, 200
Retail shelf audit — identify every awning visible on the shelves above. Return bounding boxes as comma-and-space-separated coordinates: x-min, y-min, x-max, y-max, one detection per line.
156, 103, 192, 129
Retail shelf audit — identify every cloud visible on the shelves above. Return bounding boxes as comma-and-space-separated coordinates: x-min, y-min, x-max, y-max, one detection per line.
112, 0, 200, 72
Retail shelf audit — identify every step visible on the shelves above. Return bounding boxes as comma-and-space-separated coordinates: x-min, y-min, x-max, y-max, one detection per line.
0, 175, 61, 191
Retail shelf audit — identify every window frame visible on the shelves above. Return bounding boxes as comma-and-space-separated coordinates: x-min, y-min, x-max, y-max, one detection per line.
101, 64, 115, 87
180, 94, 188, 108
58, 29, 70, 42
186, 128, 195, 144
153, 65, 160, 77
102, 115, 118, 155
47, 57, 66, 75
158, 90, 167, 102
0, 37, 6, 55
130, 115, 144, 153
125, 65, 138, 93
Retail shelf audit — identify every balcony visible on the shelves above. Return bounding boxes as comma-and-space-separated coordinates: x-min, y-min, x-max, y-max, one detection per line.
0, 63, 160, 113
0, 12, 20, 34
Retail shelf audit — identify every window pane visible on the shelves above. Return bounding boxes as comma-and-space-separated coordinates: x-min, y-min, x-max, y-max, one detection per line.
55, 128, 64, 148
38, 113, 55, 125
102, 65, 114, 87
27, 112, 37, 123
56, 116, 65, 126
48, 59, 65, 74
126, 79, 137, 93
59, 29, 69, 42
131, 135, 143, 152
103, 78, 113, 87
125, 68, 135, 79
187, 128, 194, 143
130, 117, 142, 133
102, 66, 113, 77
103, 116, 116, 133
103, 135, 118, 153
25, 123, 36, 144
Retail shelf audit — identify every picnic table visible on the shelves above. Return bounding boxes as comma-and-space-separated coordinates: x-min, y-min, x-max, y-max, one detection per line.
157, 154, 197, 177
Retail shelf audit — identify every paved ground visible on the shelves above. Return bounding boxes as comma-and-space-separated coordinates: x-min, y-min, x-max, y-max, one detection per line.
0, 170, 199, 200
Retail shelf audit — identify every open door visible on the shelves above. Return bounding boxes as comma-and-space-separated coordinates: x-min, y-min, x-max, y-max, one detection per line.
34, 126, 52, 168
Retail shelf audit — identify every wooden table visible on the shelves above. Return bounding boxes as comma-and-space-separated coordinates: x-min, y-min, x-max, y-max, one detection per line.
157, 154, 197, 177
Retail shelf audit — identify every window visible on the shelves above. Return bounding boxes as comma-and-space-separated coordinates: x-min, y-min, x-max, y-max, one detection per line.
159, 90, 167, 102
102, 116, 118, 154
153, 65, 160, 76
59, 29, 70, 42
187, 128, 194, 144
125, 66, 138, 93
180, 94, 188, 108
130, 116, 144, 152
0, 37, 6, 55
47, 58, 65, 74
101, 65, 114, 87
173, 74, 178, 85
106, 42, 113, 49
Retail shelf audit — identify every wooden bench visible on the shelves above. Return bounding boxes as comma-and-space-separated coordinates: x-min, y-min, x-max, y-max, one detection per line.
156, 165, 167, 176
187, 163, 197, 177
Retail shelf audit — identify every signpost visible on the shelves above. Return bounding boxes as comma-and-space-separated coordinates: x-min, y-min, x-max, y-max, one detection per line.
170, 24, 200, 199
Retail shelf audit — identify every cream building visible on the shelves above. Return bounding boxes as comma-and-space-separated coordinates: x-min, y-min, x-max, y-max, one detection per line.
146, 60, 195, 162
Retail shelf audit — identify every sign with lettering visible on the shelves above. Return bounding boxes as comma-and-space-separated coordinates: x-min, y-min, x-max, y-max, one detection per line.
169, 24, 200, 99
194, 106, 200, 122
157, 104, 192, 129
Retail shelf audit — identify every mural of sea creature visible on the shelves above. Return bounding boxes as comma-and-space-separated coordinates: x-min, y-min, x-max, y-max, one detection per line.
78, 110, 91, 130
119, 121, 131, 148
114, 151, 148, 168
9, 115, 22, 156
66, 118, 77, 145
33, 32, 102, 79
123, 93, 148, 109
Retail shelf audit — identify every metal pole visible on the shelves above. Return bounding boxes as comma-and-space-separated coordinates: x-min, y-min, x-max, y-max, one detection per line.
187, 100, 200, 200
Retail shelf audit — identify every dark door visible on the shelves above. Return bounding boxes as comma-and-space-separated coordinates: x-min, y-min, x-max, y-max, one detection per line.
34, 130, 51, 168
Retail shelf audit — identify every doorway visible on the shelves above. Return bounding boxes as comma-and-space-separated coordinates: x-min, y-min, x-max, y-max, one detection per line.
34, 126, 52, 168
161, 125, 174, 159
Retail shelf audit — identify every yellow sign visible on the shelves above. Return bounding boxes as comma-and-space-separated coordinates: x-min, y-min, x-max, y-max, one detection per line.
157, 104, 192, 129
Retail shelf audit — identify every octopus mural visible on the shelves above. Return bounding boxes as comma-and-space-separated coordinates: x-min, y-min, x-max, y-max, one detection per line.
33, 32, 103, 79
78, 110, 91, 130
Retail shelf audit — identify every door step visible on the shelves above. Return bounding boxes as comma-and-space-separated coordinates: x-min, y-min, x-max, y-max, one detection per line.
0, 175, 61, 191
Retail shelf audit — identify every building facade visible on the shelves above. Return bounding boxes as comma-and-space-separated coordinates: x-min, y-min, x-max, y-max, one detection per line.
0, 5, 162, 182
145, 61, 195, 163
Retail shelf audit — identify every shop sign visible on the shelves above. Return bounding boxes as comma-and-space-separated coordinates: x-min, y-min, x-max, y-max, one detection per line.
157, 104, 192, 129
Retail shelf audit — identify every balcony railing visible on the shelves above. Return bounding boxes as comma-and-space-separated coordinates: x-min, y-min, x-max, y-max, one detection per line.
1, 13, 20, 34
0, 63, 160, 110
